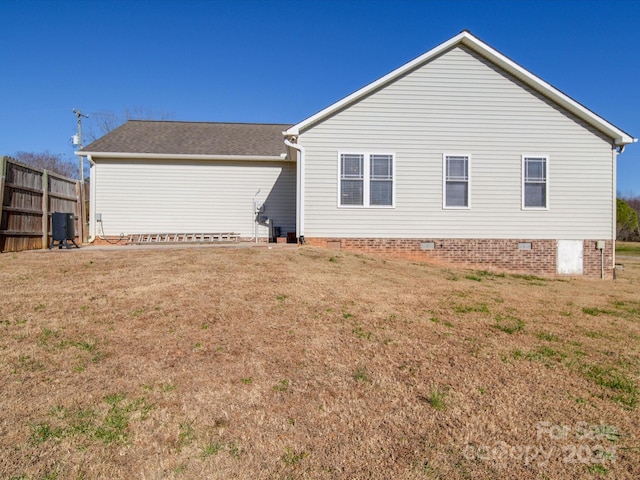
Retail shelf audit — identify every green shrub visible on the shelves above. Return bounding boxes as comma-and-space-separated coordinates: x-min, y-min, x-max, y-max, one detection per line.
617, 198, 639, 241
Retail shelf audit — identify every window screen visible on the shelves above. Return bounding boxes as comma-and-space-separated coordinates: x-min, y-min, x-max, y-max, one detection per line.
340, 154, 364, 205
524, 157, 547, 208
370, 154, 392, 206
445, 155, 469, 208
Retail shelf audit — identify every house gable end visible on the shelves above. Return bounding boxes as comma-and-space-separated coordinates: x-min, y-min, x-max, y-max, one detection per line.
287, 31, 635, 147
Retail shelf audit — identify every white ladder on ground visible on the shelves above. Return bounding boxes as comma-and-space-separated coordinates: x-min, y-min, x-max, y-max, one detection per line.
126, 233, 240, 244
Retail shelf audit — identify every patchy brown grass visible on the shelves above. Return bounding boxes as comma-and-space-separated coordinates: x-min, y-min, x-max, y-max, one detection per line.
1, 245, 639, 479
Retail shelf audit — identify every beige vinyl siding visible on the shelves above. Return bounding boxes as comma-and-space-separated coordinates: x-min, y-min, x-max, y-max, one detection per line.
300, 46, 614, 240
94, 159, 296, 238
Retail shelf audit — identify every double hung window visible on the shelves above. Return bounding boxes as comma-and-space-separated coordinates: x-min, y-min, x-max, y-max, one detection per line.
444, 154, 470, 208
340, 153, 394, 207
523, 156, 547, 209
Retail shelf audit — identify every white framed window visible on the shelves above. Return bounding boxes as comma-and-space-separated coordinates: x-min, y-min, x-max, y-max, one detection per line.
340, 153, 364, 206
369, 154, 393, 206
443, 154, 470, 209
522, 155, 548, 209
339, 152, 394, 207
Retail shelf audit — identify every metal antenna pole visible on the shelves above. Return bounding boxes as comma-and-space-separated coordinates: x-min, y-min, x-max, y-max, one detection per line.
73, 108, 89, 242
73, 109, 89, 148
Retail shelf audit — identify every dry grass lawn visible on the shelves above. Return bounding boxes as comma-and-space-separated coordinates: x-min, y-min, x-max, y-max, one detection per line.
617, 241, 640, 257
1, 245, 639, 479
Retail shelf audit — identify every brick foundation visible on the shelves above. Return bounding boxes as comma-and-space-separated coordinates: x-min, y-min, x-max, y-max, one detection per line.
305, 237, 614, 279
583, 240, 615, 279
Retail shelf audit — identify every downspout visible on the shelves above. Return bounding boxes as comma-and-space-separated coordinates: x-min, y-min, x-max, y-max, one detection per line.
612, 145, 618, 278
612, 139, 637, 278
284, 136, 305, 243
87, 155, 96, 243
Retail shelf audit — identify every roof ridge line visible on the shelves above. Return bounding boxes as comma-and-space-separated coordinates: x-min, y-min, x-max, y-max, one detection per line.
127, 119, 293, 127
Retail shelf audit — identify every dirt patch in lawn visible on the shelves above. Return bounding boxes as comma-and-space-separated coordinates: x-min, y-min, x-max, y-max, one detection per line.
1, 246, 639, 479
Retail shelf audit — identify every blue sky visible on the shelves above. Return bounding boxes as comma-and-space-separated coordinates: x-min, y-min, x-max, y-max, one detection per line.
2, 0, 639, 195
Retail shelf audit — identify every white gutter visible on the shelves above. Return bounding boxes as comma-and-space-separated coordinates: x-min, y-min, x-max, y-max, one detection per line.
618, 137, 639, 154
284, 136, 305, 241
75, 151, 289, 162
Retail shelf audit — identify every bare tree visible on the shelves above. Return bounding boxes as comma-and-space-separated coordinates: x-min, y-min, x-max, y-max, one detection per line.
14, 151, 77, 179
85, 107, 174, 142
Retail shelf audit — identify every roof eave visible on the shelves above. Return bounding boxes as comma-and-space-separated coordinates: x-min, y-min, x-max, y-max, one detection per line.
75, 151, 290, 161
285, 32, 468, 136
614, 135, 637, 147
457, 34, 636, 146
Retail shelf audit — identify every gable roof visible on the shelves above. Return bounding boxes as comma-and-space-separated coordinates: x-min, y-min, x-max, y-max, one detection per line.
285, 31, 635, 147
80, 120, 293, 160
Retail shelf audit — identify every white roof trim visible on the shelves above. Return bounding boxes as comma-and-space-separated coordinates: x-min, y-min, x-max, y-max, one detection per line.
286, 31, 635, 146
75, 151, 290, 162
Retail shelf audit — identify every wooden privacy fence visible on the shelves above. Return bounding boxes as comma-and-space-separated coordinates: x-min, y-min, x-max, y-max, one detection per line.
0, 156, 81, 252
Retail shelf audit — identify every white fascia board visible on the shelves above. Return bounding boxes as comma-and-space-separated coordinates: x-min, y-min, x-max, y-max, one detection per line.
75, 151, 290, 162
286, 31, 636, 146
457, 34, 636, 146
285, 32, 468, 136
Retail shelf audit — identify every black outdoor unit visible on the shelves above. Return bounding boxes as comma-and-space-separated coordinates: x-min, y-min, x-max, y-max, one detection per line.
271, 226, 281, 243
50, 212, 80, 249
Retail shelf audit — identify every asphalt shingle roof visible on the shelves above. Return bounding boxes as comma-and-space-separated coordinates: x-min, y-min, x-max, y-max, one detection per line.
81, 120, 293, 157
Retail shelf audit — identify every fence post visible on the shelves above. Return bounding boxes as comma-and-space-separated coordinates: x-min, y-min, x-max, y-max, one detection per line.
42, 169, 49, 249
0, 156, 6, 223
0, 157, 6, 250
